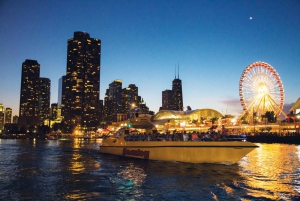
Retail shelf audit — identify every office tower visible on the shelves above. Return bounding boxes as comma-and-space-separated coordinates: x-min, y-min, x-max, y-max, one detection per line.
13, 115, 18, 124
63, 31, 101, 132
137, 97, 149, 115
51, 103, 58, 120
161, 67, 183, 111
103, 89, 113, 124
172, 76, 183, 110
39, 78, 51, 125
58, 76, 66, 111
108, 80, 122, 122
121, 84, 139, 120
162, 90, 173, 110
18, 59, 40, 129
0, 103, 4, 130
5, 107, 12, 123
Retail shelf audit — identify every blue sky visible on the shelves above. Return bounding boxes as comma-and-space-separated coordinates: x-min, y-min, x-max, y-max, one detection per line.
0, 0, 299, 118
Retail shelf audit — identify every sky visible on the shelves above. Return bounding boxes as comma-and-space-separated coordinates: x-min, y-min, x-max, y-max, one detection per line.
0, 0, 299, 118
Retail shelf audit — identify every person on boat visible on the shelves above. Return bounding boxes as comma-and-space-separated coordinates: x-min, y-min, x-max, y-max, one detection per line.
183, 132, 189, 141
147, 134, 152, 141
192, 132, 199, 141
173, 133, 180, 141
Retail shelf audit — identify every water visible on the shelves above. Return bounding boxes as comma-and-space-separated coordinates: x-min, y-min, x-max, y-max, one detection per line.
0, 139, 300, 201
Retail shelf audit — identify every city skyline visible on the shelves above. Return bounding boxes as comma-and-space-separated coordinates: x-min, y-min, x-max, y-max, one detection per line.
0, 1, 299, 118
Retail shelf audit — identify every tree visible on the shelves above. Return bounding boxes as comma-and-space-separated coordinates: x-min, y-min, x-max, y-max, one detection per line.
265, 111, 276, 123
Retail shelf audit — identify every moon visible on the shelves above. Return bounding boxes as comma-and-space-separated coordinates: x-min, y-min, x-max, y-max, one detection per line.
250, 17, 253, 20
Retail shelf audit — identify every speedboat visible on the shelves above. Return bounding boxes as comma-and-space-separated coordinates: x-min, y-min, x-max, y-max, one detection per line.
99, 122, 258, 164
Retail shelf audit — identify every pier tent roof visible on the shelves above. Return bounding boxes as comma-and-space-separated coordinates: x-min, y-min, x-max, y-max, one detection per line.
153, 108, 223, 121
289, 98, 300, 111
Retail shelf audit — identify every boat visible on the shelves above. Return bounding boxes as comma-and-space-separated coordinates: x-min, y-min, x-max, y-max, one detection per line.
99, 122, 258, 164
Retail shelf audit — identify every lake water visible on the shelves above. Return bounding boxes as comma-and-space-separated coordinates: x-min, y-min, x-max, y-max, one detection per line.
0, 139, 299, 200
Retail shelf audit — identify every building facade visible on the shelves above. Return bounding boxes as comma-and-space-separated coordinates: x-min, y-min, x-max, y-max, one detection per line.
161, 71, 183, 111
18, 59, 41, 129
5, 107, 12, 124
58, 75, 66, 112
108, 80, 122, 122
171, 77, 183, 110
63, 31, 101, 133
161, 89, 173, 110
0, 103, 4, 131
39, 77, 51, 125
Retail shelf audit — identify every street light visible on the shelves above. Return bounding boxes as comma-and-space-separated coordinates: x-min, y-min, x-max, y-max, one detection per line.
129, 103, 135, 122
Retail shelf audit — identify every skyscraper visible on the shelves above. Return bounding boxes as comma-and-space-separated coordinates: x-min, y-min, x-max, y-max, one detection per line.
0, 104, 4, 130
172, 77, 183, 110
58, 75, 66, 110
161, 89, 173, 110
18, 59, 40, 129
39, 77, 51, 125
5, 107, 12, 124
63, 31, 101, 133
108, 79, 122, 122
161, 66, 183, 111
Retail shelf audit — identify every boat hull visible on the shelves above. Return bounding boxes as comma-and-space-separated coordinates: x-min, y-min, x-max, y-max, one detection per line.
100, 138, 258, 164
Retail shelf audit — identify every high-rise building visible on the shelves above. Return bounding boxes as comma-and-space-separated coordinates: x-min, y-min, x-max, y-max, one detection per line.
63, 31, 101, 132
0, 103, 4, 130
103, 89, 113, 124
13, 115, 18, 124
5, 107, 12, 124
161, 67, 183, 111
58, 75, 66, 112
39, 78, 51, 125
121, 84, 139, 119
18, 59, 40, 129
108, 80, 122, 122
103, 82, 150, 125
172, 77, 183, 110
161, 90, 173, 110
50, 103, 58, 120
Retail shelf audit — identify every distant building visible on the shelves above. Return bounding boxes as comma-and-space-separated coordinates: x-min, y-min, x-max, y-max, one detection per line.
5, 107, 12, 124
103, 81, 150, 125
18, 59, 40, 129
58, 76, 66, 114
13, 115, 18, 124
63, 31, 101, 133
172, 77, 183, 110
51, 103, 58, 120
121, 84, 139, 119
0, 103, 4, 130
161, 89, 173, 110
161, 67, 183, 111
109, 80, 123, 122
39, 77, 51, 125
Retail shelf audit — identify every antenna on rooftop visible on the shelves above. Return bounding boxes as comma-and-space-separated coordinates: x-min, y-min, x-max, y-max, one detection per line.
175, 65, 176, 79
178, 62, 180, 79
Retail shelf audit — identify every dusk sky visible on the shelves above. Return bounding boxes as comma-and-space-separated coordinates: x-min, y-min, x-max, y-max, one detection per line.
0, 0, 299, 118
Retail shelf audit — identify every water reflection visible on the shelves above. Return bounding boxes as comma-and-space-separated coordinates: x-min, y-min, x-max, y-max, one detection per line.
239, 143, 300, 200
1, 140, 300, 200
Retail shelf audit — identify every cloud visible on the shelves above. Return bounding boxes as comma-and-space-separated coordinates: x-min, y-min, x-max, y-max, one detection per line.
220, 99, 240, 107
283, 102, 294, 114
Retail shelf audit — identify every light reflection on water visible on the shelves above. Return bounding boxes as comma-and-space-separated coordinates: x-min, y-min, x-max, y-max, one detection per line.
238, 143, 300, 200
0, 139, 300, 200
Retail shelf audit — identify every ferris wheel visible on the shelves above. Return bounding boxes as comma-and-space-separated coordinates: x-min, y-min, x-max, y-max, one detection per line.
239, 61, 285, 119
